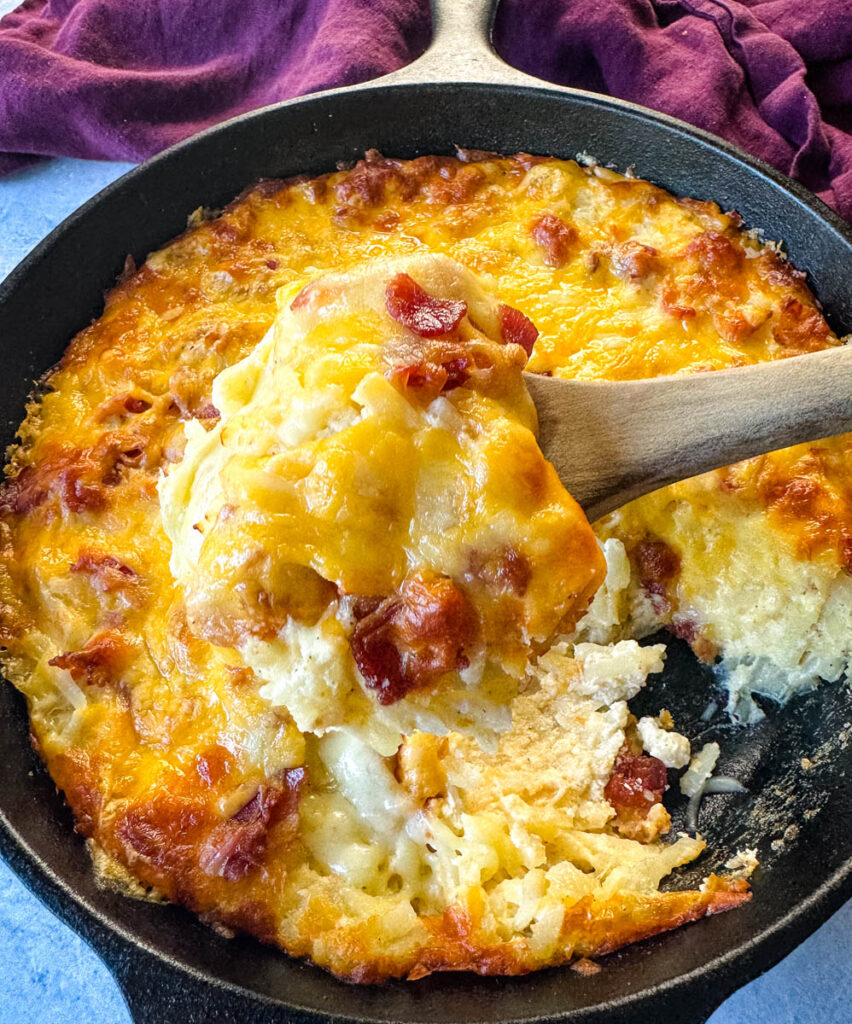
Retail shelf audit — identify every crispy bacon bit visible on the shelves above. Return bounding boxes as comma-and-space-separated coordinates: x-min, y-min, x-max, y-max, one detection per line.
531, 213, 577, 268
210, 218, 241, 244
389, 354, 470, 399
117, 796, 208, 876
714, 309, 759, 344
2, 446, 112, 516
94, 392, 152, 420
605, 750, 668, 813
385, 273, 467, 338
669, 615, 697, 643
70, 549, 136, 592
685, 231, 745, 275
195, 402, 220, 420
199, 767, 305, 881
767, 475, 822, 518
335, 155, 398, 208
633, 539, 681, 596
757, 251, 807, 290
661, 286, 696, 320
772, 296, 832, 352
466, 546, 531, 596
610, 240, 661, 281
124, 396, 151, 414
1, 465, 50, 515
350, 575, 478, 705
429, 164, 487, 205
388, 363, 445, 402
441, 357, 470, 390
498, 303, 538, 356
49, 630, 130, 687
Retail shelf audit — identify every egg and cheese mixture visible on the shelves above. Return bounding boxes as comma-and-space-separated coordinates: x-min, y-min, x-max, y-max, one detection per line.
0, 151, 847, 981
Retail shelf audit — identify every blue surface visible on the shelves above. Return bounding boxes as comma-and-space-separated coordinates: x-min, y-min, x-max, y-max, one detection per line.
0, 155, 849, 1023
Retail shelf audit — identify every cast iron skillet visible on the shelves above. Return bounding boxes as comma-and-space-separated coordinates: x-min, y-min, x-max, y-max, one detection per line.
0, 2, 850, 1021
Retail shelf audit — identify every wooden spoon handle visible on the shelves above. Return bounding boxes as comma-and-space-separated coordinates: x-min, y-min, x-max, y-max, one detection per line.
524, 344, 852, 521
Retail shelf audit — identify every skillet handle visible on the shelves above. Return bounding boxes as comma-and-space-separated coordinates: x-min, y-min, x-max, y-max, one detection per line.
384, 0, 538, 87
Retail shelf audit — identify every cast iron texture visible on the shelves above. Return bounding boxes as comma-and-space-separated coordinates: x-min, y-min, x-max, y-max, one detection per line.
0, 2, 850, 1022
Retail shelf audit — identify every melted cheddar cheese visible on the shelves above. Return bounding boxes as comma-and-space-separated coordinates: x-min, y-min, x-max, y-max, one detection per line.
161, 253, 602, 751
2, 150, 844, 981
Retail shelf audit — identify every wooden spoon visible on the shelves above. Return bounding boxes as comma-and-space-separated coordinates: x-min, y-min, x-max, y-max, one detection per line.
524, 344, 852, 521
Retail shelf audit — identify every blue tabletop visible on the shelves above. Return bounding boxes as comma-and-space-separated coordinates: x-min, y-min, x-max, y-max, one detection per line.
0, 155, 848, 1024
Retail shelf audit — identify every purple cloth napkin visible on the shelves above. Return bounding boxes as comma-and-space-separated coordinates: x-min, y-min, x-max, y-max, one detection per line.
0, 0, 850, 221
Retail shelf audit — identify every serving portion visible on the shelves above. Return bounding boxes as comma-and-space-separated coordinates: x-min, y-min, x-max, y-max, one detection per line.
0, 151, 847, 981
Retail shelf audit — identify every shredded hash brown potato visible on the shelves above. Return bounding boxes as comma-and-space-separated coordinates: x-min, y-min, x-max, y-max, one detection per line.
1, 150, 847, 981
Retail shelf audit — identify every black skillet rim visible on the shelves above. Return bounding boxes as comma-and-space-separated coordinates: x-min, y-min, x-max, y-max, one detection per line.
1, 27, 851, 1024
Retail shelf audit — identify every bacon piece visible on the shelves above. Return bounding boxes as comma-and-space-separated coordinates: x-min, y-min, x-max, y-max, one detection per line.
49, 630, 131, 688
388, 355, 470, 402
531, 213, 577, 268
335, 156, 399, 207
685, 231, 745, 275
772, 296, 832, 353
2, 465, 51, 515
714, 309, 760, 344
385, 273, 467, 338
350, 575, 478, 705
757, 251, 807, 290
466, 546, 531, 596
94, 392, 152, 420
605, 750, 668, 813
610, 240, 661, 282
169, 368, 221, 420
427, 164, 487, 205
199, 767, 305, 881
441, 357, 470, 390
70, 549, 136, 592
661, 286, 696, 320
117, 795, 208, 876
499, 303, 538, 356
633, 539, 681, 597
1, 431, 152, 517
4, 453, 104, 515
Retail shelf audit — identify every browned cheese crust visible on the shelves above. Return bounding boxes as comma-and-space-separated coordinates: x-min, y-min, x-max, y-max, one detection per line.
4, 149, 844, 980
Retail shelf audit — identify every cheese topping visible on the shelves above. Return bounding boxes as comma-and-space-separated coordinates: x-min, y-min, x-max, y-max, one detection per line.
6, 151, 834, 981
160, 254, 603, 751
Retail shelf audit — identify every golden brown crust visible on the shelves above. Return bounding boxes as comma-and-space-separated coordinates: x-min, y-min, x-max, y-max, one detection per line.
3, 150, 840, 982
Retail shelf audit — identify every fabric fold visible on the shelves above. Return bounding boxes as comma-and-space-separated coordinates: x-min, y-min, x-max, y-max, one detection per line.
0, 0, 850, 220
